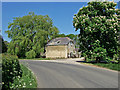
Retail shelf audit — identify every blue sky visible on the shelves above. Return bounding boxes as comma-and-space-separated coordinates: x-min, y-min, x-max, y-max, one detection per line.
1, 0, 120, 2
2, 1, 120, 42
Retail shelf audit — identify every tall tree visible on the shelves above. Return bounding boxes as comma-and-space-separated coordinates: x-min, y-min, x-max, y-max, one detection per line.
66, 34, 79, 48
73, 1, 120, 62
6, 12, 59, 58
117, 3, 120, 62
55, 33, 66, 38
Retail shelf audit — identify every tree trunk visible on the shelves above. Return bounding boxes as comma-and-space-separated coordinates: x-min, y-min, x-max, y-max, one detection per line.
96, 57, 101, 63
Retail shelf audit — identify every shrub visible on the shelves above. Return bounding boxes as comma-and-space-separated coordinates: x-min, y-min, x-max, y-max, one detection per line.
25, 50, 36, 59
113, 54, 119, 63
13, 64, 37, 88
2, 53, 22, 89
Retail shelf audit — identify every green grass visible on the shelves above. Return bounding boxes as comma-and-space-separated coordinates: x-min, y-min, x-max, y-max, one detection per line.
19, 58, 53, 60
12, 64, 37, 89
92, 63, 120, 71
81, 62, 120, 71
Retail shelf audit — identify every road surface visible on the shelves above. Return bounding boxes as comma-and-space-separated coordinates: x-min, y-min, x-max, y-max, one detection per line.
20, 60, 118, 88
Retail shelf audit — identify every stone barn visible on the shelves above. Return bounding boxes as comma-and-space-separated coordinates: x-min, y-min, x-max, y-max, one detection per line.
45, 37, 76, 58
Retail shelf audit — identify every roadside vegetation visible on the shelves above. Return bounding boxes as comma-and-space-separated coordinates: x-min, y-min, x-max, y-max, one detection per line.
73, 1, 120, 67
14, 64, 37, 88
1, 0, 120, 88
92, 63, 119, 71
2, 54, 37, 89
19, 58, 51, 60
79, 61, 119, 71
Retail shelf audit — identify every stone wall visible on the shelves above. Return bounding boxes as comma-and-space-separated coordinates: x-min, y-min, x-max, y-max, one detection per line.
46, 45, 68, 58
67, 41, 76, 57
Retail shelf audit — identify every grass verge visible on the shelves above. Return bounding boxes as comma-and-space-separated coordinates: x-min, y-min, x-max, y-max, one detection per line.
19, 58, 53, 60
80, 62, 119, 71
92, 63, 119, 71
12, 64, 37, 89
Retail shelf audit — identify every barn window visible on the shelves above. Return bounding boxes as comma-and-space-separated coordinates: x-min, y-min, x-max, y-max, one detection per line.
57, 40, 61, 44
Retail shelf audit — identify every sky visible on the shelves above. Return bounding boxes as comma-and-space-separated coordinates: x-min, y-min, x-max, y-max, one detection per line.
1, 0, 120, 2
1, 1, 120, 42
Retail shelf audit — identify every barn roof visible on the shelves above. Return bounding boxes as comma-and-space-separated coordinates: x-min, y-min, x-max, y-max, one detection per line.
46, 37, 73, 46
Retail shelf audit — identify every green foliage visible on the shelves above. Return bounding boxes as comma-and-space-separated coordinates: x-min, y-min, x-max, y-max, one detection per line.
6, 12, 59, 58
93, 63, 119, 71
0, 35, 7, 53
73, 1, 120, 62
55, 34, 66, 38
113, 53, 119, 63
66, 34, 78, 43
116, 8, 120, 63
55, 34, 78, 41
11, 64, 37, 88
2, 53, 22, 89
19, 58, 51, 60
25, 50, 36, 59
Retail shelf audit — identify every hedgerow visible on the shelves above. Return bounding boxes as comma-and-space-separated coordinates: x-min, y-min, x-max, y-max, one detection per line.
2, 53, 22, 89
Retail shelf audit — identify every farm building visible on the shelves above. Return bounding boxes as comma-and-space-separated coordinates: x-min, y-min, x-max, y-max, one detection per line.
45, 37, 78, 58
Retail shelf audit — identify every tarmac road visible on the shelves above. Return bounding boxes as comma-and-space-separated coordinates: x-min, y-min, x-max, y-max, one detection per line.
20, 60, 118, 88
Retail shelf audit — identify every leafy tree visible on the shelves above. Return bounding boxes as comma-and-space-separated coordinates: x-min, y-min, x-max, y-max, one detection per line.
66, 34, 78, 41
25, 50, 36, 59
55, 33, 66, 38
66, 34, 79, 48
6, 12, 59, 58
73, 1, 120, 62
117, 8, 120, 62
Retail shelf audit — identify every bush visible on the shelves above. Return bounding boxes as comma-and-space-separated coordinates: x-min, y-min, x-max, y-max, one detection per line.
12, 64, 37, 88
25, 50, 36, 59
113, 54, 119, 63
2, 53, 22, 89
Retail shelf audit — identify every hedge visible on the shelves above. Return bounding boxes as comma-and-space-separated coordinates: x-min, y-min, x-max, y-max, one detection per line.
2, 53, 22, 89
25, 50, 36, 59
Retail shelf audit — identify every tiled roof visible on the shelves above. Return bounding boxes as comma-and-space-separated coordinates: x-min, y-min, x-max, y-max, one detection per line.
46, 37, 73, 46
